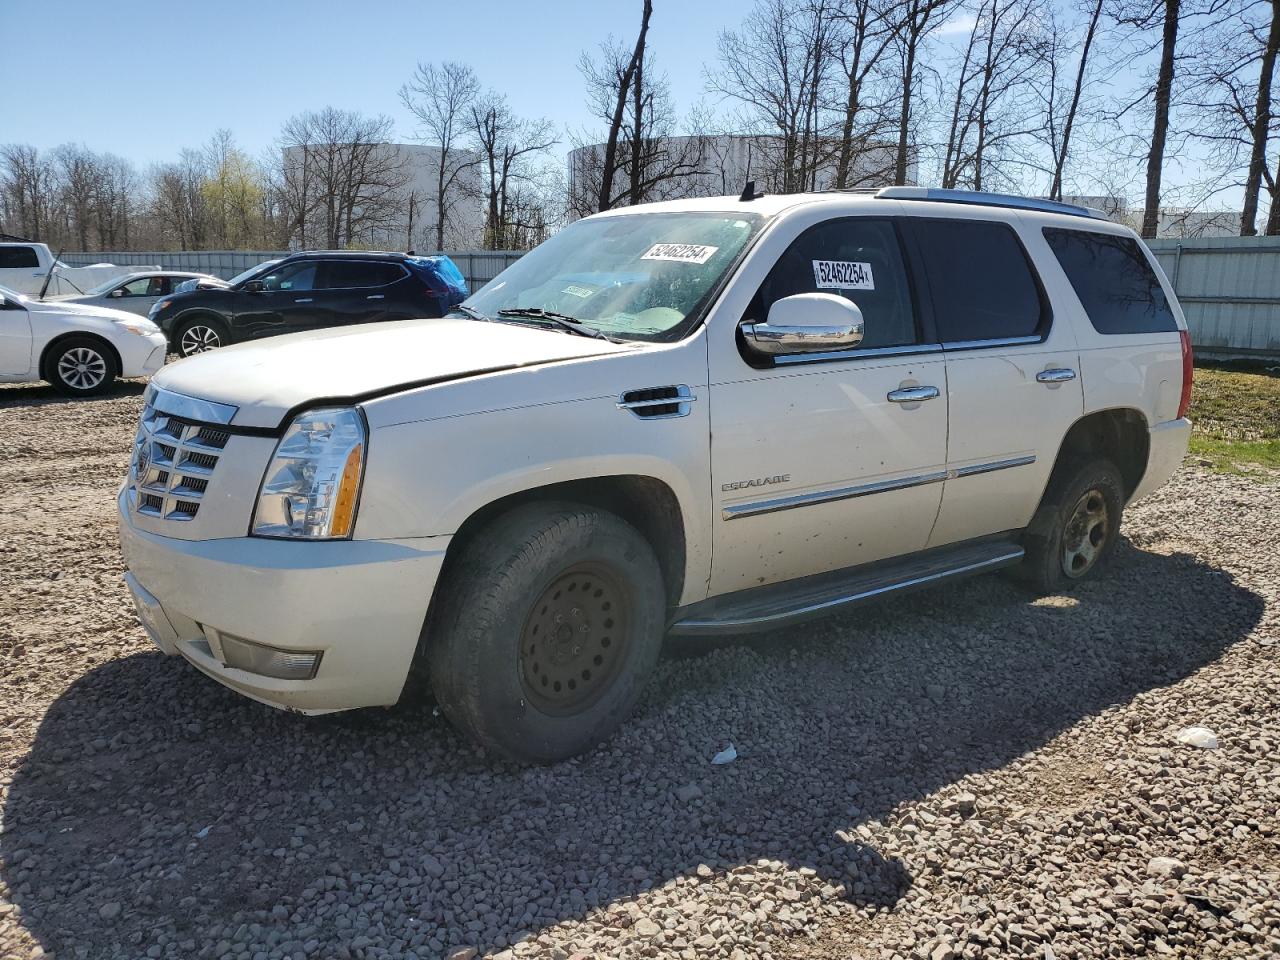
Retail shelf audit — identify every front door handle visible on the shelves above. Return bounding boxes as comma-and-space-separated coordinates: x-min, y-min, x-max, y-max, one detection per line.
294, 298, 314, 303
366, 294, 385, 300
887, 385, 940, 403
1036, 368, 1076, 384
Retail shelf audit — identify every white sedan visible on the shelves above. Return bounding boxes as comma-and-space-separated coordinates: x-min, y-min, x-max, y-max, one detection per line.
0, 282, 168, 396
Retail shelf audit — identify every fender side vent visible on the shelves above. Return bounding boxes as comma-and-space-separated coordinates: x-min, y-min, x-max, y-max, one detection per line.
617, 385, 695, 420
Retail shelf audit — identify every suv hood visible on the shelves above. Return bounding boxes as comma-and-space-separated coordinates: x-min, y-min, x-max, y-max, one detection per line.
152, 317, 635, 429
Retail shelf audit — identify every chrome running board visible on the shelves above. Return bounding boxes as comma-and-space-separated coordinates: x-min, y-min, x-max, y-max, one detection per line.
668, 537, 1024, 637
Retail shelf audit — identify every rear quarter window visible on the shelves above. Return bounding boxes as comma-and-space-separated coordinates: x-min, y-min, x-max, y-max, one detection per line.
1043, 228, 1178, 335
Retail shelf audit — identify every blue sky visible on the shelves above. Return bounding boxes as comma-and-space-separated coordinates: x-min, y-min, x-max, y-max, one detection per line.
0, 0, 748, 165
0, 0, 1238, 209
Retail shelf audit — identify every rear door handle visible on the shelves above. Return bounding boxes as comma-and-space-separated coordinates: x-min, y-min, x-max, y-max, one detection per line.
294, 298, 313, 303
366, 294, 385, 300
1036, 368, 1076, 384
887, 385, 940, 403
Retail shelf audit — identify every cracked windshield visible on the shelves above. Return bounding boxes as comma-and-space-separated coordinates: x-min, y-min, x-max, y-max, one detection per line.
458, 212, 763, 341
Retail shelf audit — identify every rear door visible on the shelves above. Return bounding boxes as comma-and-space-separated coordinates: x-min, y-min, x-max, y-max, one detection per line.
319, 260, 409, 325
904, 214, 1083, 547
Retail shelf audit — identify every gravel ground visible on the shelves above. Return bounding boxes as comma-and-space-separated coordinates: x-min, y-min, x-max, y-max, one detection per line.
1, 381, 1278, 960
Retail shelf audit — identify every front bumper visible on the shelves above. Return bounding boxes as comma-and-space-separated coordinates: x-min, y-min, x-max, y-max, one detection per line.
1131, 417, 1191, 503
118, 330, 168, 377
118, 489, 449, 713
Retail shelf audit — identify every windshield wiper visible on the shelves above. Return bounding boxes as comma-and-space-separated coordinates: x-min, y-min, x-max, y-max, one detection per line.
454, 303, 490, 322
496, 307, 618, 341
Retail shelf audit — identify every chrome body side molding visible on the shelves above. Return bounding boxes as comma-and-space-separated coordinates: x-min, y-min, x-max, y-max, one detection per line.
722, 455, 1036, 521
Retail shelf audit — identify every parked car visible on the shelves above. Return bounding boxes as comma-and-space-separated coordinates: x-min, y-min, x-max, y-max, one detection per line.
54, 270, 215, 316
150, 251, 469, 357
118, 188, 1192, 762
0, 241, 148, 296
171, 260, 283, 295
0, 282, 168, 395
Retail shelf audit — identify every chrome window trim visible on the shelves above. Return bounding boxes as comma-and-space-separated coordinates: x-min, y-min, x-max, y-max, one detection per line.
722, 455, 1037, 520
941, 334, 1044, 351
146, 384, 238, 425
772, 342, 945, 366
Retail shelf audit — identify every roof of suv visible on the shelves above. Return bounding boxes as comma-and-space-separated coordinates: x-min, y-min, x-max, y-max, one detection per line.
281, 250, 415, 262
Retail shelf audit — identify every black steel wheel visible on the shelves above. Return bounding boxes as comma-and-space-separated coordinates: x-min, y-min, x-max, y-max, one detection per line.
425, 502, 666, 763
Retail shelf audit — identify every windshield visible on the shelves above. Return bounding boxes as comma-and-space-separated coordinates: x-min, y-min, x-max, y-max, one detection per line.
230, 260, 281, 287
458, 211, 765, 341
86, 276, 126, 296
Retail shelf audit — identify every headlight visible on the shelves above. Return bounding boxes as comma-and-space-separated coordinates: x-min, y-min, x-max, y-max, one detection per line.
115, 316, 161, 337
252, 407, 366, 539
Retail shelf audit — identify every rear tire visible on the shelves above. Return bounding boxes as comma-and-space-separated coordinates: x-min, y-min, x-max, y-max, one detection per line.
425, 502, 666, 763
175, 316, 229, 357
1018, 458, 1125, 594
46, 335, 118, 397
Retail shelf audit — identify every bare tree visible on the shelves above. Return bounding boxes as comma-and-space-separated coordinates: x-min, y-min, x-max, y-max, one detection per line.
469, 92, 557, 249
831, 0, 901, 187
710, 0, 841, 193
92, 153, 137, 249
149, 149, 210, 251
0, 145, 56, 241
1112, 0, 1185, 237
587, 0, 654, 211
1183, 0, 1278, 233
891, 0, 956, 184
1041, 0, 1107, 199
278, 108, 411, 248
400, 61, 481, 250
941, 0, 1052, 190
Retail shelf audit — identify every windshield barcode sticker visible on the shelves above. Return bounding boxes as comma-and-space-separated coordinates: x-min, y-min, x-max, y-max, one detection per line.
812, 260, 875, 290
561, 284, 594, 298
642, 243, 719, 264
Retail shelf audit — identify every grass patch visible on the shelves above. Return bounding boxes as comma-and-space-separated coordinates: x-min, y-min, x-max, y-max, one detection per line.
1187, 367, 1280, 477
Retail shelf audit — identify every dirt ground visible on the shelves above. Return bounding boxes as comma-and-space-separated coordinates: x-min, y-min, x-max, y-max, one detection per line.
1, 379, 1278, 960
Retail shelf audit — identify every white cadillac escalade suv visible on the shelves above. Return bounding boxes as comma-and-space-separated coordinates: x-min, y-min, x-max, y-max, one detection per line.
118, 187, 1193, 762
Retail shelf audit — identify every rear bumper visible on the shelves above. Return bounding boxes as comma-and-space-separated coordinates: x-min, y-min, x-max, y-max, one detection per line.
118, 489, 449, 713
1131, 417, 1191, 503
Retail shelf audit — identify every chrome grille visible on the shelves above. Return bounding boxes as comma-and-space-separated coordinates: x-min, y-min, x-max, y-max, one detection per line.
128, 396, 230, 522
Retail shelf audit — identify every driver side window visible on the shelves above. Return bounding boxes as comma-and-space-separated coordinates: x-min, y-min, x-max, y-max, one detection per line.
753, 218, 919, 349
261, 262, 318, 292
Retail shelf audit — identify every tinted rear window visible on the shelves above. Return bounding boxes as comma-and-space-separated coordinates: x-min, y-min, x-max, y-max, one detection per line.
1043, 228, 1178, 334
0, 246, 40, 268
912, 220, 1046, 343
323, 261, 405, 289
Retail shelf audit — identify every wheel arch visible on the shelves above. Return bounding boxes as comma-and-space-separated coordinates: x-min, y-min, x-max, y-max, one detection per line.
39, 331, 122, 382
442, 474, 689, 610
1045, 407, 1151, 502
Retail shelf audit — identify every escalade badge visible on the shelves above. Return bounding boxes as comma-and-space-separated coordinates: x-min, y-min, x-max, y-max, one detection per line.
722, 474, 790, 492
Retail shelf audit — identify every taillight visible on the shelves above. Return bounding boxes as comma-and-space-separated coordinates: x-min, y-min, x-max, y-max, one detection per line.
1177, 328, 1193, 419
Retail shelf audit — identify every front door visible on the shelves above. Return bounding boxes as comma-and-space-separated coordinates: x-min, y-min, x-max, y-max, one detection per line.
708, 215, 949, 596
236, 260, 323, 339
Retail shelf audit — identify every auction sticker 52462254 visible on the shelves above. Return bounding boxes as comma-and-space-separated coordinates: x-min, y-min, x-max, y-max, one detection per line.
812, 260, 875, 290
641, 243, 719, 264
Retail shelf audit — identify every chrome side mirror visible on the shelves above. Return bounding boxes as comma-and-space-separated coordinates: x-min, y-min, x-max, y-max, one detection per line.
740, 293, 865, 357
109, 288, 125, 297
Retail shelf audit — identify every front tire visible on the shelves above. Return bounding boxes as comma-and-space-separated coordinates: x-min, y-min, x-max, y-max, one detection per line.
47, 336, 118, 397
1018, 458, 1125, 594
426, 503, 666, 763
175, 316, 229, 357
